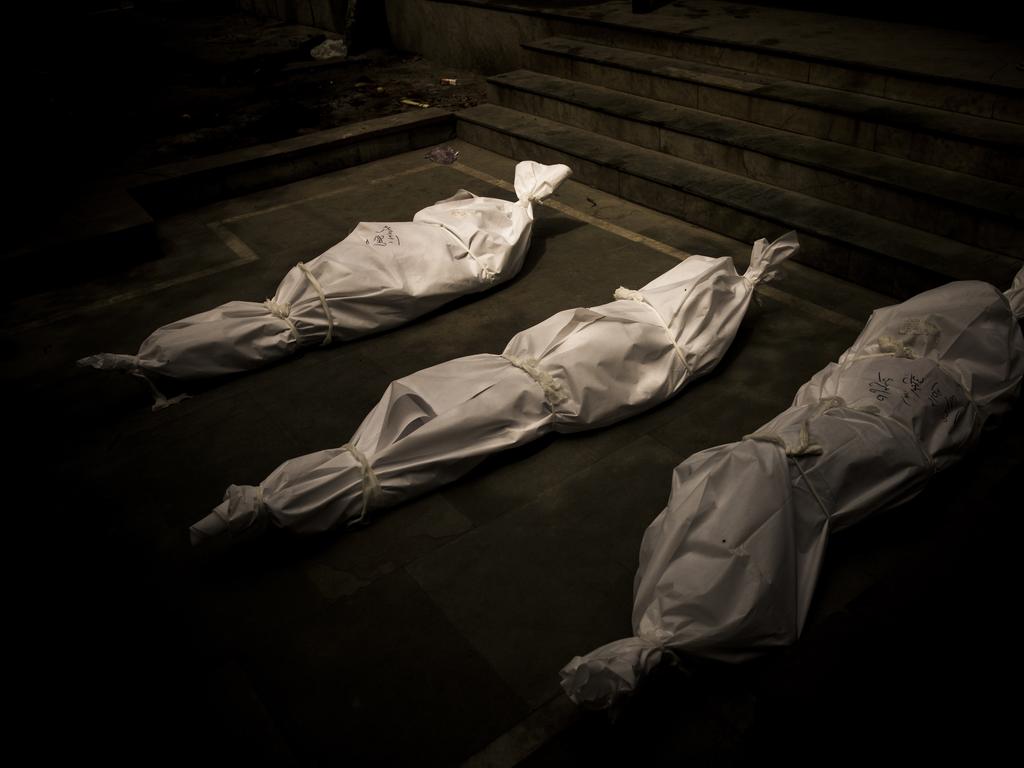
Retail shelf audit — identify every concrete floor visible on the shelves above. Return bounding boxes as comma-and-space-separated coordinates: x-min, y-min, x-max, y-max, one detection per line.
9, 142, 1021, 764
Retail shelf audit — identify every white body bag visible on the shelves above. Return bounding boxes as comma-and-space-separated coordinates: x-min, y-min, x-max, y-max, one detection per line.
561, 267, 1024, 708
190, 233, 799, 544
79, 161, 572, 407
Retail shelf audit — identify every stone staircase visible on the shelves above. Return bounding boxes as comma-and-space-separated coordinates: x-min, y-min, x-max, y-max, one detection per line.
456, 34, 1024, 298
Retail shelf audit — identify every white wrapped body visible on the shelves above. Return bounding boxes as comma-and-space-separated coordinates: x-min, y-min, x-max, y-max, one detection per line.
561, 269, 1024, 709
78, 161, 572, 383
190, 233, 799, 544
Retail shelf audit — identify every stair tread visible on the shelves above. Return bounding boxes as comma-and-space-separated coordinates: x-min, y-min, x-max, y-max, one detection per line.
479, 0, 1024, 94
490, 69, 1024, 224
458, 104, 1020, 285
525, 37, 1024, 148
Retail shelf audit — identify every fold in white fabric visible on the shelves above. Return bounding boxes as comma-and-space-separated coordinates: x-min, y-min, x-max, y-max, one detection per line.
561, 264, 1024, 709
77, 160, 573, 406
190, 232, 799, 545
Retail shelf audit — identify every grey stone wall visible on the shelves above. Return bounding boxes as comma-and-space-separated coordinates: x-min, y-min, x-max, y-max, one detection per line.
385, 0, 550, 74
236, 0, 350, 32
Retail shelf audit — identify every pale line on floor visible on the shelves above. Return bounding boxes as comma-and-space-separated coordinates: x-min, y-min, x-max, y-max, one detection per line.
453, 161, 863, 331
12, 164, 443, 332
461, 692, 580, 768
452, 162, 694, 262
221, 162, 439, 223
12, 222, 259, 333
17, 159, 860, 334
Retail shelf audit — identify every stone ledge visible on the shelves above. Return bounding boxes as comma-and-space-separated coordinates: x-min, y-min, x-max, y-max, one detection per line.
134, 109, 455, 214
458, 103, 1021, 297
525, 39, 1024, 150
488, 69, 1024, 258
422, 0, 1024, 96
7, 110, 456, 279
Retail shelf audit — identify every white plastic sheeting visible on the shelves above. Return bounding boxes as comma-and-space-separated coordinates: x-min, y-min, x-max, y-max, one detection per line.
1008, 266, 1024, 318
190, 232, 799, 544
77, 161, 572, 406
561, 266, 1024, 709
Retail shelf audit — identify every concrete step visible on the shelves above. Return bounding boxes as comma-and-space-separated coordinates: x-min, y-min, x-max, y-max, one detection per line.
5, 109, 456, 293
488, 69, 1024, 260
135, 108, 456, 215
391, 1, 1024, 124
457, 104, 1021, 299
546, 10, 1024, 123
523, 38, 1024, 185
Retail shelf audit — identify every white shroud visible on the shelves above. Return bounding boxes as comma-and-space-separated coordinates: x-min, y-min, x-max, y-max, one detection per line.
77, 161, 572, 406
190, 233, 799, 544
561, 266, 1024, 709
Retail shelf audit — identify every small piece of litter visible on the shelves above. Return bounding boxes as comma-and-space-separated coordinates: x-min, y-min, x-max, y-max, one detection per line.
310, 39, 347, 60
440, 77, 458, 85
425, 145, 460, 165
401, 98, 431, 108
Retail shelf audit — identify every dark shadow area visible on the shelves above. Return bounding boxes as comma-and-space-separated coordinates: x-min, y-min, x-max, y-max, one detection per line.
2, 0, 486, 260
715, 0, 1022, 33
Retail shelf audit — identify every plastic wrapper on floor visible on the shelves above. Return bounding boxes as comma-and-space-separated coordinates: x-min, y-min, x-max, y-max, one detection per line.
78, 160, 572, 408
190, 232, 799, 544
560, 265, 1024, 709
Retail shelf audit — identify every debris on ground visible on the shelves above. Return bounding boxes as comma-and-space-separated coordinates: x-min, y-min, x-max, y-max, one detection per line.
401, 98, 431, 108
310, 38, 348, 60
425, 145, 460, 164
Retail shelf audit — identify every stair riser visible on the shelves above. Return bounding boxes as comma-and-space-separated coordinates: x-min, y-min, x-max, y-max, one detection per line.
459, 118, 946, 299
546, 25, 1024, 125
526, 48, 1024, 185
388, 0, 1023, 121
489, 81, 1024, 259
